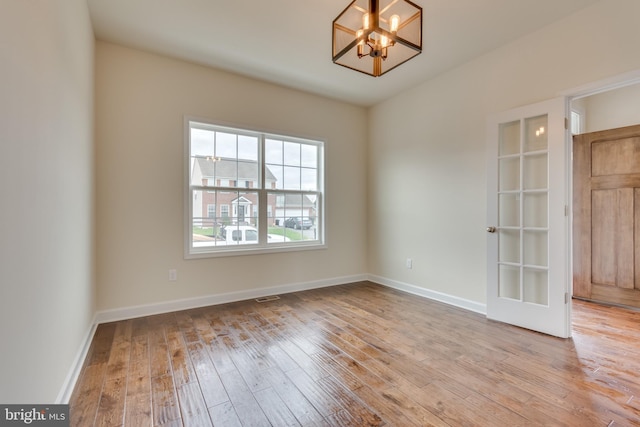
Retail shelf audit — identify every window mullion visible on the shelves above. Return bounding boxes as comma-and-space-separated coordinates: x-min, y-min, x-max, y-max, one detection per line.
258, 134, 268, 245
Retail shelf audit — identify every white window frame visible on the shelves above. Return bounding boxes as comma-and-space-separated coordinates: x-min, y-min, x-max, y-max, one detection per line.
185, 117, 326, 258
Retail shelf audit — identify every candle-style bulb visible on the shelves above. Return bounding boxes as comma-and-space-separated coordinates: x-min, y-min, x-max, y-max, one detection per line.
356, 29, 364, 57
390, 14, 400, 33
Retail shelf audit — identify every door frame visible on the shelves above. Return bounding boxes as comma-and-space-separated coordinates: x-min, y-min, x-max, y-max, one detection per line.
566, 69, 640, 307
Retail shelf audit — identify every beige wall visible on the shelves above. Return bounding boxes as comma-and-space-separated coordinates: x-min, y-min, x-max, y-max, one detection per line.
368, 0, 640, 304
0, 0, 95, 402
3, 0, 639, 402
582, 82, 640, 133
95, 42, 368, 312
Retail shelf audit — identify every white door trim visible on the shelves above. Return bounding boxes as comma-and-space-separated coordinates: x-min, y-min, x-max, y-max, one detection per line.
560, 69, 640, 100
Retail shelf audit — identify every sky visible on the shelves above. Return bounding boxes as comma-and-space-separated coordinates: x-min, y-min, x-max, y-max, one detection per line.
190, 127, 319, 191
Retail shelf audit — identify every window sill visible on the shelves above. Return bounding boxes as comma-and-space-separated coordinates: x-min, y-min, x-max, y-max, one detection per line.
184, 241, 327, 259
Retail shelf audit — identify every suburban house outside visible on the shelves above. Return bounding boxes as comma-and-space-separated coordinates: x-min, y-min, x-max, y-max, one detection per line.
274, 193, 317, 225
191, 157, 277, 227
191, 158, 317, 227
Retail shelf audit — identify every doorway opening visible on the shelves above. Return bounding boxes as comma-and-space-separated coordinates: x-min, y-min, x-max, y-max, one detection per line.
570, 79, 640, 311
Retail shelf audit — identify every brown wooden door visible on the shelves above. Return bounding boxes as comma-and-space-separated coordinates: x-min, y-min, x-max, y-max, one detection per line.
573, 124, 640, 308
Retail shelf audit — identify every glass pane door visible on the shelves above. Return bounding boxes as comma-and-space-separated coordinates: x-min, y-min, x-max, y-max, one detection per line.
487, 97, 569, 338
498, 115, 549, 305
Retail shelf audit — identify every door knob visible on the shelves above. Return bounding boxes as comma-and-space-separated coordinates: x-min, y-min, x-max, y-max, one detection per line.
486, 226, 496, 233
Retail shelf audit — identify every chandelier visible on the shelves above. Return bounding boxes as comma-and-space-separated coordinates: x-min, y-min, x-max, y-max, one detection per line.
332, 0, 422, 77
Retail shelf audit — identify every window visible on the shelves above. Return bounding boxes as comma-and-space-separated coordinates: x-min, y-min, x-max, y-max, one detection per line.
186, 119, 324, 257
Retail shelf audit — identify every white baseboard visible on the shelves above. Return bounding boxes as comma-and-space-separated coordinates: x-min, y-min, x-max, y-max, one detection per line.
94, 274, 368, 324
368, 274, 487, 315
56, 316, 98, 404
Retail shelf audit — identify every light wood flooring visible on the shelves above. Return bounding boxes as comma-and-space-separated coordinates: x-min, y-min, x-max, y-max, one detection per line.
70, 281, 640, 426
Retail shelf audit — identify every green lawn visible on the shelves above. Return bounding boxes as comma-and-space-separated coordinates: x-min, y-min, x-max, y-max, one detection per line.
268, 227, 303, 241
192, 226, 219, 237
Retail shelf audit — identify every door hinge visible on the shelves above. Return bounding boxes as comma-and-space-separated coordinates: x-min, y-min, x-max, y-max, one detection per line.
564, 205, 569, 217
564, 117, 569, 130
565, 292, 569, 304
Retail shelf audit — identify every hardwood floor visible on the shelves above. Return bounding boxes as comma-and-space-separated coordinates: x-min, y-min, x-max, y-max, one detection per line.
69, 282, 640, 426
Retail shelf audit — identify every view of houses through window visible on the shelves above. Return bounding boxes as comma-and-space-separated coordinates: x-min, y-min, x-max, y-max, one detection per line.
187, 120, 324, 255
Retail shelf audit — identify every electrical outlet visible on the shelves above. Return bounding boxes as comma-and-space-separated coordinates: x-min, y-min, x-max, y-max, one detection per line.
406, 258, 413, 269
168, 269, 177, 281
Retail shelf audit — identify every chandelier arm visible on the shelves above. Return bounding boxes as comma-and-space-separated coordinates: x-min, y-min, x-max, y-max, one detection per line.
379, 0, 400, 16
332, 37, 361, 62
398, 10, 421, 31
392, 37, 421, 52
334, 22, 358, 36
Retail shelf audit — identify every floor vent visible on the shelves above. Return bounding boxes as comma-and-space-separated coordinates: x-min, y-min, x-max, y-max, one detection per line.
255, 295, 280, 303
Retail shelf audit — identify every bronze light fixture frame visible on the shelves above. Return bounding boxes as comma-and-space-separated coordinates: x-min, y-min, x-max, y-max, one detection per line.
332, 0, 422, 77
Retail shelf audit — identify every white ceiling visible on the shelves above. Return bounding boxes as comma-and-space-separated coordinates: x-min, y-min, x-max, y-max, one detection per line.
87, 0, 600, 106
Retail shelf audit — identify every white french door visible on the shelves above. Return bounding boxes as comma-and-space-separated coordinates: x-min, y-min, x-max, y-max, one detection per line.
486, 97, 571, 338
